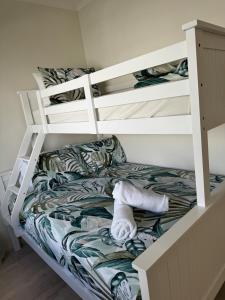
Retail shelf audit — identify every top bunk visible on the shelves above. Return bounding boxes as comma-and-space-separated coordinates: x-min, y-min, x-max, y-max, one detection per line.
18, 20, 225, 135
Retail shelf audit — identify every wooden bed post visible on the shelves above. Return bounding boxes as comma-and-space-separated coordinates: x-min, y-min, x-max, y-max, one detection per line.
83, 74, 99, 137
183, 24, 210, 207
18, 91, 35, 126
36, 90, 48, 133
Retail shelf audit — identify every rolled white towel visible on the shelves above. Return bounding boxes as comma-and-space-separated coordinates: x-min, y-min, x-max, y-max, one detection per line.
113, 181, 169, 213
111, 199, 137, 241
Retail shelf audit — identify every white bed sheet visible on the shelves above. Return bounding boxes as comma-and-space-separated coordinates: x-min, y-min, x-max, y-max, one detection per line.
32, 96, 190, 125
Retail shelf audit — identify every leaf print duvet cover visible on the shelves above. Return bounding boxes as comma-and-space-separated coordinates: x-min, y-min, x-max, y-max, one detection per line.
20, 162, 224, 300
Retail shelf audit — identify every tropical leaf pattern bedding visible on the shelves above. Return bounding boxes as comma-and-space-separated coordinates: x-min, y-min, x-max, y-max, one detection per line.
20, 162, 224, 300
38, 67, 101, 105
8, 136, 126, 214
133, 58, 188, 89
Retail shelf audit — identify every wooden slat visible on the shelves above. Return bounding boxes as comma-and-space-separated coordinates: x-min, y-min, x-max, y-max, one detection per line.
11, 131, 46, 235
44, 100, 87, 115
97, 115, 192, 135
40, 75, 86, 98
20, 156, 30, 162
94, 80, 190, 108
18, 91, 34, 126
47, 122, 93, 134
8, 186, 19, 195
30, 125, 43, 133
90, 41, 187, 84
185, 27, 211, 207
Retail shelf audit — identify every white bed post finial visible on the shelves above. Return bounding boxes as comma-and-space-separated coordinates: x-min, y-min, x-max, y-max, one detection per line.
183, 21, 210, 207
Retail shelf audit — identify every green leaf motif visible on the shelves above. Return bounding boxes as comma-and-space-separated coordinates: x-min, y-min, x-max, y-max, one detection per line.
70, 233, 101, 249
69, 256, 110, 299
62, 230, 85, 251
71, 216, 83, 228
152, 219, 165, 238
93, 251, 137, 274
39, 216, 56, 242
125, 239, 146, 257
60, 255, 66, 266
81, 207, 113, 220
72, 243, 104, 258
49, 210, 75, 222
111, 272, 132, 300
98, 228, 123, 247
34, 214, 57, 260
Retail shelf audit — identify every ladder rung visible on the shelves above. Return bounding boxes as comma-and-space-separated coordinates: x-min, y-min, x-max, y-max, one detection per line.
8, 185, 20, 195
20, 156, 30, 162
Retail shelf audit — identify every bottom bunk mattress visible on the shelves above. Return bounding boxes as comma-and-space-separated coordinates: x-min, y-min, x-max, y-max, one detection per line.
20, 163, 224, 300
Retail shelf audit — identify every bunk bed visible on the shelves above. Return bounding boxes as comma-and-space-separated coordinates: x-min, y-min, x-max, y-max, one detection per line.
2, 19, 225, 300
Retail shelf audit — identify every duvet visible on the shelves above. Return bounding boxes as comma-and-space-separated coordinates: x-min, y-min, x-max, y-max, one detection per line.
20, 162, 224, 300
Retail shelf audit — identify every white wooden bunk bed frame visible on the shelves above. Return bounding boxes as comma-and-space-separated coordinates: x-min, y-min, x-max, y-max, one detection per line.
2, 20, 225, 300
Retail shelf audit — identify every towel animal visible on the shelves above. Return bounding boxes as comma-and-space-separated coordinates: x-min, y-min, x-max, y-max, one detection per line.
111, 181, 169, 241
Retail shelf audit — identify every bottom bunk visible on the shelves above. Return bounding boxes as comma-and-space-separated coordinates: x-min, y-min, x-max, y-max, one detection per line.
8, 135, 224, 300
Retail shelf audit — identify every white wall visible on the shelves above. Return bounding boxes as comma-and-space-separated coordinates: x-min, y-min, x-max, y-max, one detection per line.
0, 0, 95, 249
0, 0, 93, 174
79, 0, 225, 174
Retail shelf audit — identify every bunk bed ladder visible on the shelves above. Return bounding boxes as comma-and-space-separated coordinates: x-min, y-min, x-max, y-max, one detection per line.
3, 125, 45, 236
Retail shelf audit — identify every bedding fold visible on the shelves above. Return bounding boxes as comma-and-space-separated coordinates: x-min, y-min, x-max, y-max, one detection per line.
20, 161, 225, 300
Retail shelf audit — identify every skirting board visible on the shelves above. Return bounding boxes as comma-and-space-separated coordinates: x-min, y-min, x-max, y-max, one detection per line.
21, 231, 99, 300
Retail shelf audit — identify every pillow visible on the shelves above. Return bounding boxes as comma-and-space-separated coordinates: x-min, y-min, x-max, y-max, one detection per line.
32, 170, 83, 193
134, 77, 169, 89
33, 71, 50, 106
133, 59, 188, 82
36, 149, 64, 172
32, 146, 88, 192
75, 136, 127, 174
33, 136, 126, 187
58, 147, 90, 176
133, 63, 177, 81
37, 67, 101, 105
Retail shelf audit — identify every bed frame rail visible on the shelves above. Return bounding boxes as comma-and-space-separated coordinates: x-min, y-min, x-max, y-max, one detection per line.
17, 90, 36, 126
19, 75, 99, 135
133, 180, 225, 300
90, 41, 187, 84
94, 79, 189, 108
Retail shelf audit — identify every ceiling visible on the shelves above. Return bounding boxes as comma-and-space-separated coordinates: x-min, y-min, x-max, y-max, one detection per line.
16, 0, 93, 11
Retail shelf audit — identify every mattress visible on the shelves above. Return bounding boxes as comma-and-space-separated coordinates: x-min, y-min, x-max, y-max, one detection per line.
32, 96, 190, 125
20, 162, 224, 300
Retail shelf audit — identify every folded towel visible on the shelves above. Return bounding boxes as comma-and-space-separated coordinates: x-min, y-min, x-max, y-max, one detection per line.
113, 181, 169, 213
111, 199, 137, 241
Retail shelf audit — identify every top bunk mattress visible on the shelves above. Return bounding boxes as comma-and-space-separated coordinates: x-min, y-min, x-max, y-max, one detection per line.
32, 95, 190, 124
20, 162, 224, 300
